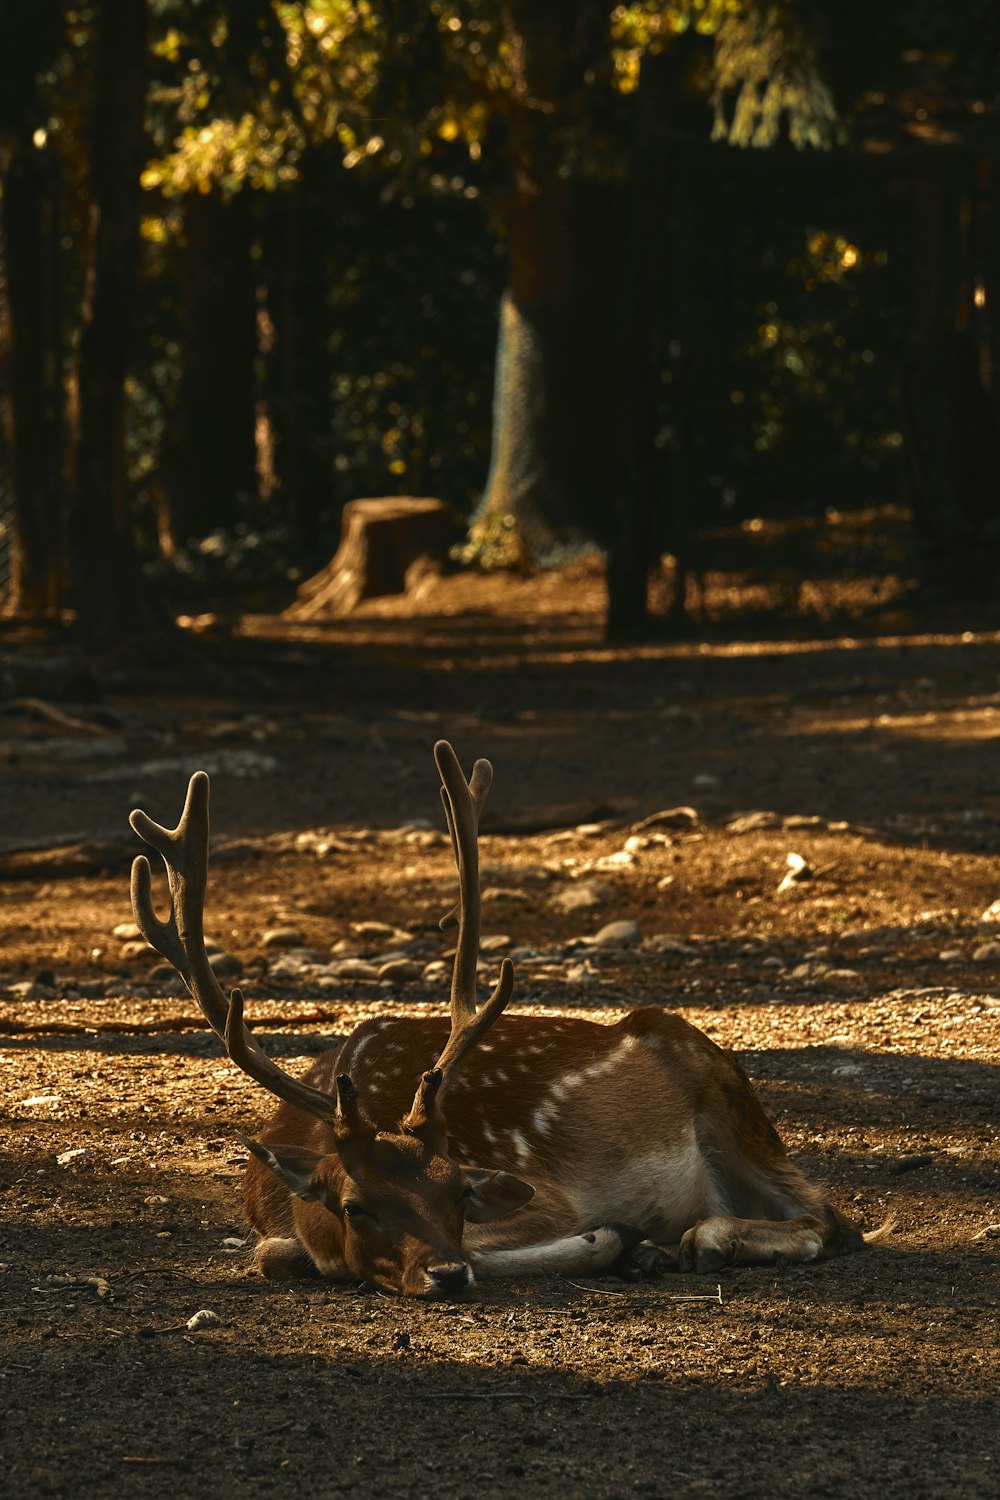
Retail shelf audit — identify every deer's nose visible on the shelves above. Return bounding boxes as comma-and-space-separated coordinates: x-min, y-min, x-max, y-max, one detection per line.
426, 1262, 469, 1295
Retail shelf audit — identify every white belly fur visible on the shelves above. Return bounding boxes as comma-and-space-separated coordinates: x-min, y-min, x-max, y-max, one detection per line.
566, 1142, 711, 1243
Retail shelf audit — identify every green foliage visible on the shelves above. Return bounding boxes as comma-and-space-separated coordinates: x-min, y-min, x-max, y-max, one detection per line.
711, 4, 838, 148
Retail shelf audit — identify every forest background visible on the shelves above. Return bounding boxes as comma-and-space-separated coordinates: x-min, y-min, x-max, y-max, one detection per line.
1, 0, 998, 645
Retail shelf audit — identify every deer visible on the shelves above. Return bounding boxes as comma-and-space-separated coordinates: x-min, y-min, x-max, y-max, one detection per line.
128, 741, 866, 1299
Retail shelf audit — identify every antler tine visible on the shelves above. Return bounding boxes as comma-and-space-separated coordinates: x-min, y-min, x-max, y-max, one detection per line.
130, 773, 340, 1126
225, 987, 362, 1126
438, 755, 492, 932
402, 743, 515, 1139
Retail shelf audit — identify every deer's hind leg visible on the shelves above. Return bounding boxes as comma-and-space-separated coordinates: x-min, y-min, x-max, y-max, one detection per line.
676, 1204, 864, 1273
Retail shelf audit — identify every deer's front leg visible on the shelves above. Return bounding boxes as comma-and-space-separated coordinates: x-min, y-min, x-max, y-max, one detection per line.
470, 1221, 649, 1281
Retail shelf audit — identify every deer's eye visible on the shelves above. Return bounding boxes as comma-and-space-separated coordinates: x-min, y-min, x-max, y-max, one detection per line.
343, 1202, 374, 1222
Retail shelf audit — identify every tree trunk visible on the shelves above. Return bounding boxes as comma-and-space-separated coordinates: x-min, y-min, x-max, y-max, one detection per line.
160, 192, 258, 549
70, 0, 171, 646
1, 136, 64, 615
470, 3, 618, 568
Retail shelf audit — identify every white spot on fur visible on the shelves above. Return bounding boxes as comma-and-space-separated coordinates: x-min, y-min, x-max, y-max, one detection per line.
505, 1129, 531, 1164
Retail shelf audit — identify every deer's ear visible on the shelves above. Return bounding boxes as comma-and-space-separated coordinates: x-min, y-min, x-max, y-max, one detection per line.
240, 1134, 327, 1201
461, 1168, 535, 1222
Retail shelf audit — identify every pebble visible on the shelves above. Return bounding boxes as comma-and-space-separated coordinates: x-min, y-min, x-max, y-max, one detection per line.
549, 881, 613, 914
980, 899, 1000, 923
592, 919, 642, 948
353, 920, 402, 940
633, 806, 699, 832
727, 810, 781, 834
113, 921, 142, 941
405, 829, 449, 848
938, 949, 963, 962
481, 886, 532, 906
120, 939, 153, 959
186, 1309, 222, 1331
777, 852, 812, 892
481, 862, 553, 885
261, 927, 306, 950
334, 959, 380, 980
267, 956, 310, 981
591, 850, 638, 871
480, 934, 512, 953
10, 980, 56, 1000
56, 1147, 91, 1166
972, 942, 1000, 962
208, 952, 241, 978
645, 934, 696, 956
376, 959, 423, 983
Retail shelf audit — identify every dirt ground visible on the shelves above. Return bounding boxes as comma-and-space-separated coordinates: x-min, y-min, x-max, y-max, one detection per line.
2, 551, 999, 1498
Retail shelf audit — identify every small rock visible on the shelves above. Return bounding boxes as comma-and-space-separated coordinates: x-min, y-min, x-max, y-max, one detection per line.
334, 959, 380, 981
377, 959, 423, 983
592, 919, 642, 948
352, 920, 399, 939
186, 1309, 222, 1331
886, 1154, 933, 1175
266, 956, 308, 980
261, 927, 306, 950
120, 939, 153, 959
832, 1063, 863, 1079
208, 952, 241, 978
644, 934, 696, 956
972, 942, 1000, 962
592, 851, 638, 871
405, 829, 449, 848
938, 949, 963, 962
549, 881, 613, 915
481, 886, 532, 906
791, 961, 827, 979
113, 921, 142, 941
421, 960, 450, 981
777, 852, 812, 893
692, 773, 719, 789
980, 899, 1000, 924
10, 980, 56, 1001
633, 807, 699, 832
144, 1195, 171, 1206
56, 1147, 91, 1166
727, 810, 781, 834
479, 935, 512, 953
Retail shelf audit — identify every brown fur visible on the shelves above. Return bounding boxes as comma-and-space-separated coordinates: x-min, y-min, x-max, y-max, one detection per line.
245, 1009, 864, 1288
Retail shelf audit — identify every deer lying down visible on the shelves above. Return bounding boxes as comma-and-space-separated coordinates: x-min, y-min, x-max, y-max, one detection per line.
129, 742, 865, 1300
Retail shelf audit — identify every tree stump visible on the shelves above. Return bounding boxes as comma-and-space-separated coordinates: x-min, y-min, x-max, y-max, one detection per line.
287, 498, 461, 618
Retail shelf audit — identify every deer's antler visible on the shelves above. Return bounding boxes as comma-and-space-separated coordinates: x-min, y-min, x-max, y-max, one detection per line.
402, 741, 516, 1140
129, 773, 343, 1125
